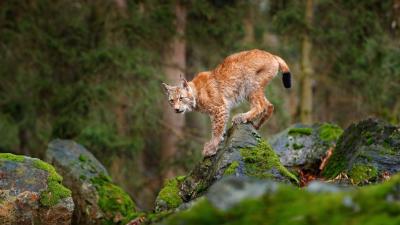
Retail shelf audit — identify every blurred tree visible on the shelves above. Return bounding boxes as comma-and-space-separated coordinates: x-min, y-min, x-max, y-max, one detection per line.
299, 0, 314, 124
161, 1, 187, 179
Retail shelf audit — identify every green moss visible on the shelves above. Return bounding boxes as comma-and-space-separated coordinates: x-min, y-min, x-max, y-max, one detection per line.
240, 140, 299, 184
0, 153, 25, 163
379, 144, 397, 156
31, 159, 72, 207
40, 180, 72, 207
321, 153, 346, 179
0, 153, 71, 207
224, 161, 239, 176
318, 123, 343, 142
156, 176, 184, 211
79, 154, 88, 162
33, 159, 63, 182
145, 211, 174, 224
348, 164, 378, 185
90, 174, 138, 225
366, 137, 374, 145
292, 143, 304, 150
162, 174, 400, 225
288, 127, 312, 136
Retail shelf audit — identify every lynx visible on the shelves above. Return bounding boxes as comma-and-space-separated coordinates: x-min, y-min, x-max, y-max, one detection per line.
162, 49, 291, 156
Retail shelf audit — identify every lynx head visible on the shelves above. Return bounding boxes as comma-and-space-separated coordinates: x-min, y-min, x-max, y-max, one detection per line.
162, 78, 196, 114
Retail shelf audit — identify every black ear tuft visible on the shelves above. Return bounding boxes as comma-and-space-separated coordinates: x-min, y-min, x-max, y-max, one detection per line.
282, 72, 291, 88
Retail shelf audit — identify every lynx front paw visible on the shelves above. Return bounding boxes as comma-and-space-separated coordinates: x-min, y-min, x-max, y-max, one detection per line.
202, 142, 218, 157
232, 114, 247, 125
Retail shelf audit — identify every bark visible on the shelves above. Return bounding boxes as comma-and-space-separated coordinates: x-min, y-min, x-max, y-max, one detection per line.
300, 0, 314, 124
161, 2, 187, 179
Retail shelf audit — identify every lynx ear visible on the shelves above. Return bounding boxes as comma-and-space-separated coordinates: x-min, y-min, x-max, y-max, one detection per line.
182, 79, 189, 88
162, 82, 171, 93
180, 75, 189, 90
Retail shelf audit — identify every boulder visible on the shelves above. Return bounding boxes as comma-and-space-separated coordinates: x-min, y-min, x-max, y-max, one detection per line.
271, 123, 343, 172
0, 153, 74, 225
159, 174, 400, 225
155, 123, 298, 212
322, 118, 400, 185
46, 139, 139, 225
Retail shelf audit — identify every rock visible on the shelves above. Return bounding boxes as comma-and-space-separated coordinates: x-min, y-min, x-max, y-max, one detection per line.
322, 118, 400, 185
271, 123, 343, 172
46, 139, 139, 225
206, 177, 278, 211
159, 174, 400, 225
0, 153, 74, 225
155, 123, 298, 212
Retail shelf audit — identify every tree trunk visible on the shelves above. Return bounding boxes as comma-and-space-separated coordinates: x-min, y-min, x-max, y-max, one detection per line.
300, 0, 313, 124
161, 2, 187, 179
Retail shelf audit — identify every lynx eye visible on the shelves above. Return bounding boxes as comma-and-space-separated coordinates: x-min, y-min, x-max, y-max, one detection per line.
169, 99, 173, 103
179, 97, 183, 100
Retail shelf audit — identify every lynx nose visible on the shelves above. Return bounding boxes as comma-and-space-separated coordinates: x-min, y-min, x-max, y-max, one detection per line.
175, 108, 183, 113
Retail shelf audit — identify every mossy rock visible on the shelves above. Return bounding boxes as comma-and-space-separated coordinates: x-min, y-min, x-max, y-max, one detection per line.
0, 153, 74, 225
175, 123, 298, 206
46, 139, 139, 225
271, 123, 343, 172
155, 176, 186, 212
322, 118, 400, 185
159, 174, 400, 225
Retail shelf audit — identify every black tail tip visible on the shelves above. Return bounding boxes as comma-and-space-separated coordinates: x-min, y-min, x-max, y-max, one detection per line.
282, 72, 291, 88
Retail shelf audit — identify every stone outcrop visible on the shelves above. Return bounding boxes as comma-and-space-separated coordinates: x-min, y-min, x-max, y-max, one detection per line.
155, 123, 298, 212
322, 118, 400, 185
0, 153, 74, 225
46, 139, 139, 225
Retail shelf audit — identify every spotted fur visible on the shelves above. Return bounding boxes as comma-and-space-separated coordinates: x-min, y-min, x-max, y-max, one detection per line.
162, 49, 291, 156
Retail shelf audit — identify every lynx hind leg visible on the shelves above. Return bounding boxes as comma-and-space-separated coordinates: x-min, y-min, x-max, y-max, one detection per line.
255, 97, 274, 130
232, 90, 267, 126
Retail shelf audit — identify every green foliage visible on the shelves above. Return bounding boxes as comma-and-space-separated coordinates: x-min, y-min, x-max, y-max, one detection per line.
0, 114, 20, 150
0, 0, 170, 158
240, 140, 299, 183
187, 1, 246, 69
318, 123, 343, 142
288, 127, 312, 136
91, 174, 138, 225
271, 0, 400, 122
162, 174, 400, 225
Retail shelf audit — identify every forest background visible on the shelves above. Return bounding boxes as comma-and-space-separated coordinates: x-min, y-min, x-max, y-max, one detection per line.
0, 0, 399, 209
